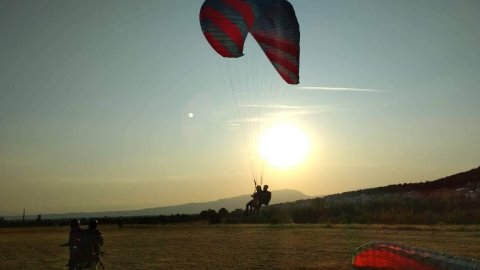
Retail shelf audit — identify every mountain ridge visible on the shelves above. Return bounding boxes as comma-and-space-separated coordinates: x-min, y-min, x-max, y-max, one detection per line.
4, 189, 310, 220
325, 166, 480, 200
4, 166, 479, 220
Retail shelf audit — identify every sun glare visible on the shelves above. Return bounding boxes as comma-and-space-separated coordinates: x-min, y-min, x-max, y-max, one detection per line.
259, 123, 310, 169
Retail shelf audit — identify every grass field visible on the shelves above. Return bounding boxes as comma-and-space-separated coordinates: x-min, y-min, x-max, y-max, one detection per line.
1, 224, 479, 269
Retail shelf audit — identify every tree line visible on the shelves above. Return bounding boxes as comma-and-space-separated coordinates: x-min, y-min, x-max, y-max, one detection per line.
2, 195, 479, 227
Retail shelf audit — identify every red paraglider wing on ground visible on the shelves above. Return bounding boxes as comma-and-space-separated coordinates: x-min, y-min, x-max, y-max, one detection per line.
353, 249, 437, 270
352, 242, 480, 270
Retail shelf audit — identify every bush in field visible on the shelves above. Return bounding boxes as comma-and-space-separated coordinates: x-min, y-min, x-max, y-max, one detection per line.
266, 208, 293, 224
292, 208, 319, 223
200, 209, 221, 224
224, 209, 245, 224
209, 212, 221, 224
218, 208, 229, 219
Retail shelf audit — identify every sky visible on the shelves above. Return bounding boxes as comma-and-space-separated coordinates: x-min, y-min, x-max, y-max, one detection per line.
1, 0, 479, 216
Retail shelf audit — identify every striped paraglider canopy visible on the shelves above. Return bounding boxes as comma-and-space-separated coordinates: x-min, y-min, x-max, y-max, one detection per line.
199, 0, 300, 84
352, 242, 480, 270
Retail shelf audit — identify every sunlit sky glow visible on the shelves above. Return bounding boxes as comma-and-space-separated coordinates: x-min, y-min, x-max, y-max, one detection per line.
259, 123, 310, 169
0, 0, 479, 215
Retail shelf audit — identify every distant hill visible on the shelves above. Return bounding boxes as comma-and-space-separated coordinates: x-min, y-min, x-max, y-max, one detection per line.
4, 167, 480, 225
268, 166, 480, 224
326, 166, 480, 199
13, 189, 310, 220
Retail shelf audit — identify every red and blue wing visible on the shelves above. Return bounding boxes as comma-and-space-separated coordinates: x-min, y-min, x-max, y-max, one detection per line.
199, 0, 300, 84
250, 0, 300, 84
200, 0, 257, 58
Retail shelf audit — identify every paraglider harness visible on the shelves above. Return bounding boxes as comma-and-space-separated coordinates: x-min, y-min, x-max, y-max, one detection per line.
254, 179, 271, 206
246, 179, 272, 215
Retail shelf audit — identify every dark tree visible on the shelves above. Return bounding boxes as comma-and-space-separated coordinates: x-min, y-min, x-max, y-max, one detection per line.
218, 208, 229, 219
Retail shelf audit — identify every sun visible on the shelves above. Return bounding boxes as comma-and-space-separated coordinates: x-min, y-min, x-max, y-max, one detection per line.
258, 123, 310, 169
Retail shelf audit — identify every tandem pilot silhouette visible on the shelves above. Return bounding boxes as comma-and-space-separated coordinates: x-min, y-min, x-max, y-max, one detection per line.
246, 184, 272, 215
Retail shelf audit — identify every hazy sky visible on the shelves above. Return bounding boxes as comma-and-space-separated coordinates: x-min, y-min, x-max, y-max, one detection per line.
1, 0, 479, 215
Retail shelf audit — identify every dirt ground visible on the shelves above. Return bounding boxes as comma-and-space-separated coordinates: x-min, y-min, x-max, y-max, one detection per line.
1, 224, 479, 269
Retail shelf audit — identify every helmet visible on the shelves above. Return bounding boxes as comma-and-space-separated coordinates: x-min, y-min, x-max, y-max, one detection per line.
88, 219, 98, 229
70, 218, 80, 227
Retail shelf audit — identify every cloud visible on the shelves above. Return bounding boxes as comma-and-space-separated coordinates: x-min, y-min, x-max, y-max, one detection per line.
227, 116, 265, 125
227, 104, 336, 126
267, 105, 335, 116
298, 86, 384, 93
240, 104, 332, 111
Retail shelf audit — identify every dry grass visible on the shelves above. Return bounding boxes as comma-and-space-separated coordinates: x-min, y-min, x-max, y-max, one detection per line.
1, 224, 479, 269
